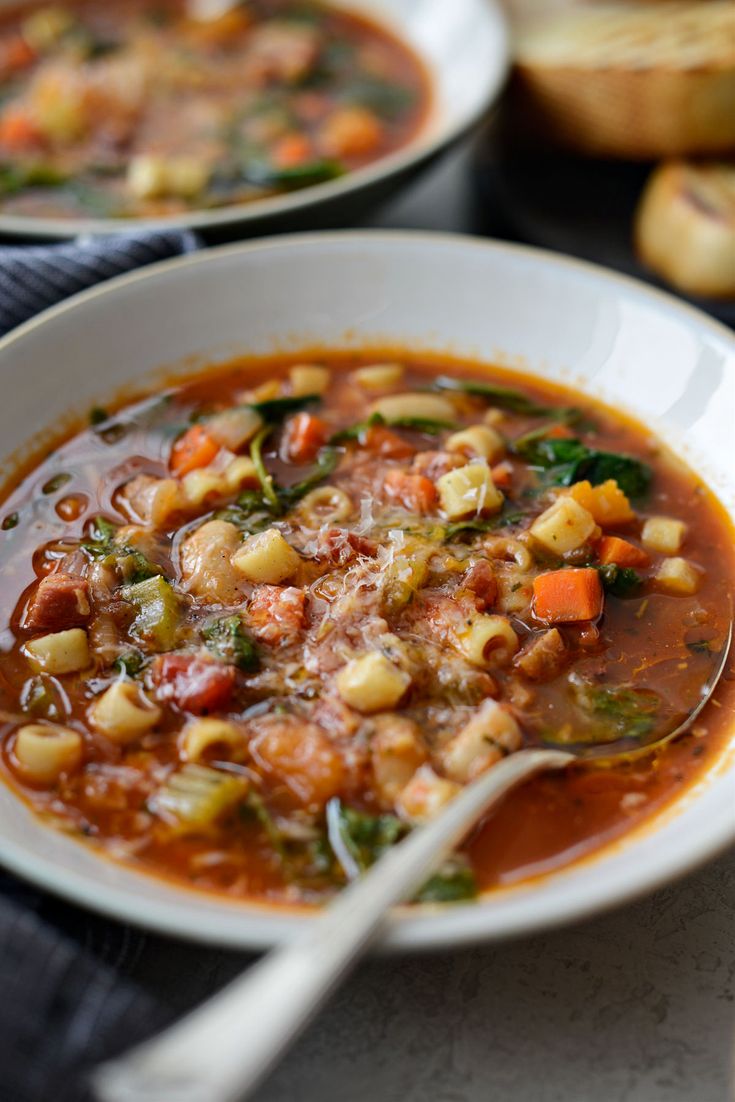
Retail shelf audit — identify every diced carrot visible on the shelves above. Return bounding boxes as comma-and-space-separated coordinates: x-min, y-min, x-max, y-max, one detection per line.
384, 469, 437, 514
569, 479, 634, 526
272, 132, 313, 168
2, 36, 36, 76
597, 535, 650, 568
318, 105, 382, 159
545, 423, 574, 440
284, 411, 327, 464
363, 424, 414, 459
170, 424, 219, 477
0, 106, 41, 149
491, 461, 513, 489
533, 567, 604, 623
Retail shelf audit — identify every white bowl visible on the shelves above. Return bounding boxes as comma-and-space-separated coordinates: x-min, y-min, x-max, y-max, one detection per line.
0, 0, 508, 240
0, 232, 733, 950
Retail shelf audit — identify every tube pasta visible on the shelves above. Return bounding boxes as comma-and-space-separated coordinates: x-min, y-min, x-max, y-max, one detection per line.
351, 363, 404, 390
483, 536, 533, 572
299, 485, 353, 526
14, 723, 82, 784
458, 614, 519, 667
89, 681, 161, 744
180, 718, 246, 762
442, 700, 523, 783
446, 424, 505, 462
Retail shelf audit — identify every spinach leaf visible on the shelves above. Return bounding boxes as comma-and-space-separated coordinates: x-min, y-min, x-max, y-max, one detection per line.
113, 651, 146, 678
249, 428, 338, 515
0, 162, 68, 196
342, 76, 415, 119
250, 425, 280, 509
242, 159, 343, 190
435, 375, 570, 417
327, 799, 406, 876
597, 564, 643, 598
81, 516, 161, 583
203, 615, 260, 673
414, 859, 477, 904
330, 412, 455, 445
248, 394, 321, 422
443, 509, 527, 542
515, 436, 651, 498
571, 680, 661, 741
277, 446, 339, 508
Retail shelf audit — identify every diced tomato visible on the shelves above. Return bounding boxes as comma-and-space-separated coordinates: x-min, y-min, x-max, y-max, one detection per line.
597, 535, 650, 568
152, 655, 236, 714
170, 425, 219, 477
384, 469, 437, 514
284, 411, 327, 464
0, 107, 41, 150
533, 568, 604, 624
251, 719, 345, 810
272, 132, 313, 168
362, 424, 414, 459
247, 585, 306, 646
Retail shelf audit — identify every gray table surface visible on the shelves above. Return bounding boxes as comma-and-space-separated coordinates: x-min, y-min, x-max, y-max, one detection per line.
242, 146, 735, 1102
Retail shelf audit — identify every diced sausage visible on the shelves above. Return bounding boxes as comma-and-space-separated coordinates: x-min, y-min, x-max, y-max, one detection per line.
461, 560, 498, 612
313, 528, 378, 566
152, 654, 236, 714
23, 573, 91, 632
247, 585, 306, 646
513, 628, 567, 682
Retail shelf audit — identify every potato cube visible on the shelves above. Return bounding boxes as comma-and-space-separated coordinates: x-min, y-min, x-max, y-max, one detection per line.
530, 496, 596, 554
289, 364, 330, 396
206, 407, 262, 451
446, 424, 505, 463
437, 462, 504, 520
569, 480, 634, 526
25, 628, 89, 675
89, 681, 161, 744
655, 557, 700, 595
396, 764, 460, 824
14, 723, 82, 785
642, 516, 686, 555
127, 155, 168, 200
336, 651, 411, 714
351, 363, 404, 390
182, 468, 224, 507
232, 528, 301, 584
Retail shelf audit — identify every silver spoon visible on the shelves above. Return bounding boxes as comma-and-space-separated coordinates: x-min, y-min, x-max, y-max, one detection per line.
92, 620, 731, 1102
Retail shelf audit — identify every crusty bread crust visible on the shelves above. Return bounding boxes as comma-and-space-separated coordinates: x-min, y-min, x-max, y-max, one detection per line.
513, 2, 735, 158
635, 161, 735, 299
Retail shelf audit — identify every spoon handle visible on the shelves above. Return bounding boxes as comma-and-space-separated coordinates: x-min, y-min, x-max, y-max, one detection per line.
92, 747, 571, 1102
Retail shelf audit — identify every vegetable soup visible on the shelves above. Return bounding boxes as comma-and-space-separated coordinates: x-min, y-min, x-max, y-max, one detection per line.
0, 0, 429, 219
1, 354, 733, 905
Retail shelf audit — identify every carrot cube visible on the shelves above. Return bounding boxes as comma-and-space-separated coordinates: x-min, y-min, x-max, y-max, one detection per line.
533, 567, 604, 623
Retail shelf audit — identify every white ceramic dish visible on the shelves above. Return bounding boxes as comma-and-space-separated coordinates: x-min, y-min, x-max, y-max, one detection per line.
0, 0, 508, 240
0, 231, 733, 950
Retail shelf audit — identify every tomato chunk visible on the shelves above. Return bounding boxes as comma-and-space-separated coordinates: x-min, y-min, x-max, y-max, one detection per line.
248, 585, 306, 646
251, 719, 345, 810
284, 412, 328, 464
152, 655, 236, 714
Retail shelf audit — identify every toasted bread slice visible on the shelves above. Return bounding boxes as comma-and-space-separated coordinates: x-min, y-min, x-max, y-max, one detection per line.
513, 2, 735, 158
635, 161, 735, 299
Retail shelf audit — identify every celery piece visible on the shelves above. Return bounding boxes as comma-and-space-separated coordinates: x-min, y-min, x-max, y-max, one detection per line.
121, 575, 180, 652
151, 764, 248, 831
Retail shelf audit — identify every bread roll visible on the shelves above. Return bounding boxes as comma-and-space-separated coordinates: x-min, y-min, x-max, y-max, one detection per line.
513, 2, 735, 159
635, 161, 735, 299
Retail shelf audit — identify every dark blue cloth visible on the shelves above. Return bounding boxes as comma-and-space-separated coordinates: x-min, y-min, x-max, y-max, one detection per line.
0, 229, 199, 336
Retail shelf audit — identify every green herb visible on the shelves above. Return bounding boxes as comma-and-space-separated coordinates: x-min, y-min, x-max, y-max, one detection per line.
81, 516, 160, 584
247, 394, 320, 422
249, 424, 280, 509
242, 159, 343, 190
414, 859, 477, 904
331, 412, 456, 445
687, 639, 712, 655
0, 162, 68, 196
203, 615, 260, 673
20, 675, 62, 720
571, 680, 661, 742
248, 430, 338, 517
443, 510, 526, 542
435, 375, 568, 417
597, 563, 643, 598
89, 406, 109, 426
2, 512, 18, 531
514, 436, 651, 498
327, 799, 406, 876
113, 651, 146, 678
42, 473, 71, 495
